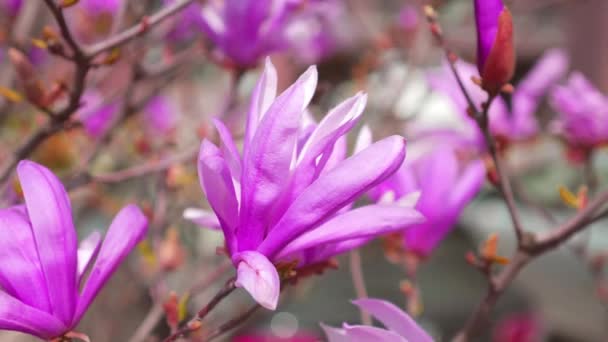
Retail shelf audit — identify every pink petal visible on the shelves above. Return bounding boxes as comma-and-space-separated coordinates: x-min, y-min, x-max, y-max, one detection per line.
17, 160, 78, 326
238, 66, 317, 251
198, 139, 239, 253
244, 58, 278, 150
77, 231, 102, 285
0, 206, 51, 312
74, 205, 148, 325
234, 251, 280, 310
276, 204, 423, 259
0, 291, 68, 339
259, 135, 406, 258
353, 298, 433, 341
183, 208, 221, 230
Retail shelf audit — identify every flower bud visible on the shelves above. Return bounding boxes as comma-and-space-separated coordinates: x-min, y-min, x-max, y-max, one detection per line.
474, 0, 515, 96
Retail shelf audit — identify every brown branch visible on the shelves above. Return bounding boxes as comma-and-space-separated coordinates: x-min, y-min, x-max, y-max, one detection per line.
422, 5, 608, 340
205, 304, 261, 341
84, 0, 197, 59
163, 278, 237, 342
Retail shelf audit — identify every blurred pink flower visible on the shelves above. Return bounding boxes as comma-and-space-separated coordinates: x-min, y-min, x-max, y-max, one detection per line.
77, 91, 119, 138
370, 140, 485, 257
492, 313, 542, 342
426, 49, 568, 144
550, 72, 608, 150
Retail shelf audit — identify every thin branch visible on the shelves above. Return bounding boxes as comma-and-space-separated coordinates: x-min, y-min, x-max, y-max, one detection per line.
84, 0, 197, 59
206, 304, 261, 341
163, 278, 237, 342
349, 250, 372, 325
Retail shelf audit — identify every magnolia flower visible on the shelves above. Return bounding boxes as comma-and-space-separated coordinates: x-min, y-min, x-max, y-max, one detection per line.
322, 298, 433, 342
0, 161, 148, 340
371, 142, 485, 257
143, 95, 179, 135
549, 72, 608, 150
77, 91, 119, 138
474, 0, 515, 95
426, 49, 568, 144
200, 0, 304, 67
186, 59, 423, 309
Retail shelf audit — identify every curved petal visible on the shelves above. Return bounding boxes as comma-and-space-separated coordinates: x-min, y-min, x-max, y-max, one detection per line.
448, 159, 486, 211
321, 323, 349, 342
17, 160, 78, 325
238, 66, 317, 251
276, 204, 423, 259
244, 58, 278, 149
212, 118, 242, 181
198, 140, 239, 253
73, 205, 148, 325
234, 251, 280, 310
77, 231, 102, 285
183, 208, 221, 230
354, 124, 372, 154
342, 324, 407, 342
416, 146, 458, 212
259, 136, 406, 258
0, 291, 68, 339
353, 298, 433, 342
0, 206, 51, 312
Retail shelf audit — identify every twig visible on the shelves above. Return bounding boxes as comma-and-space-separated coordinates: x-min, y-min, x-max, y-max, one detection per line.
422, 5, 608, 340
84, 0, 197, 59
205, 304, 261, 341
349, 250, 372, 325
163, 278, 237, 342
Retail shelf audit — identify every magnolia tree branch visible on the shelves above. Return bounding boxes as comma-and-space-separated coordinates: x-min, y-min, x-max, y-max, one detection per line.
422, 7, 608, 340
164, 278, 237, 342
84, 0, 197, 59
0, 0, 196, 186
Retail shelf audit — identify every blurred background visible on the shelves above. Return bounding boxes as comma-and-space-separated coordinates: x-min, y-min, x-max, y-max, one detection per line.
1, 0, 607, 341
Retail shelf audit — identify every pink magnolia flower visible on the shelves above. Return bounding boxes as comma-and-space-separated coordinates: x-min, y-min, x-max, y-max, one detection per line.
186, 59, 423, 309
0, 161, 148, 340
549, 72, 608, 150
426, 49, 568, 145
199, 0, 305, 67
322, 298, 433, 342
370, 140, 486, 257
77, 91, 119, 138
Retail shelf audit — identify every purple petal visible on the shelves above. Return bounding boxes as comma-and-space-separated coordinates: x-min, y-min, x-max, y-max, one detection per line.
321, 323, 349, 342
234, 251, 280, 310
0, 206, 51, 312
77, 231, 102, 285
448, 159, 486, 211
213, 118, 242, 181
198, 140, 239, 253
415, 146, 458, 211
238, 66, 317, 251
183, 208, 221, 230
273, 93, 366, 220
354, 125, 372, 154
0, 291, 68, 339
259, 135, 406, 258
474, 0, 504, 71
17, 160, 78, 326
73, 205, 148, 325
353, 298, 433, 341
342, 324, 407, 342
516, 49, 569, 98
244, 58, 278, 153
276, 204, 423, 259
